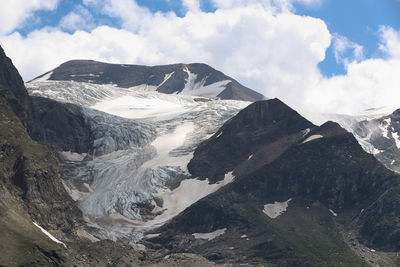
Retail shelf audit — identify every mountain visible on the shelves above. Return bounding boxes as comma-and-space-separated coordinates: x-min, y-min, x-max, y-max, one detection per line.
188, 99, 315, 183
4, 43, 400, 266
0, 46, 219, 266
147, 99, 400, 266
324, 108, 400, 175
30, 60, 265, 101
349, 109, 400, 174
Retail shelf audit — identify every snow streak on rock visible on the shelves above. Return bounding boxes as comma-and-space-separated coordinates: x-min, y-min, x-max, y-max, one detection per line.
192, 228, 227, 241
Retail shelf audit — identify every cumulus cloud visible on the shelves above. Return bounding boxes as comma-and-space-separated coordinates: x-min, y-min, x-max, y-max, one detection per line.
182, 0, 201, 12
332, 33, 364, 66
60, 5, 96, 32
0, 0, 59, 35
1, 0, 399, 118
211, 0, 320, 10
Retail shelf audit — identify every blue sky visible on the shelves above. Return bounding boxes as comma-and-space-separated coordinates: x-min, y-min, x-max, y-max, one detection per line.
1, 0, 400, 115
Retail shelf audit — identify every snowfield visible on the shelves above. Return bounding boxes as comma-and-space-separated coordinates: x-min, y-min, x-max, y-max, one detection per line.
26, 80, 248, 243
263, 198, 292, 219
192, 228, 227, 241
302, 135, 323, 144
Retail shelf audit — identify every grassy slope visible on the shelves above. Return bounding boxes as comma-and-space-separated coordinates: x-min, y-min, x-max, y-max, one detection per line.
0, 202, 69, 266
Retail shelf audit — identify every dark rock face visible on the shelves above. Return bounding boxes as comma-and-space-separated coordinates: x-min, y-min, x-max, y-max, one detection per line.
32, 59, 265, 101
151, 99, 400, 265
0, 46, 32, 126
30, 96, 91, 153
188, 99, 315, 183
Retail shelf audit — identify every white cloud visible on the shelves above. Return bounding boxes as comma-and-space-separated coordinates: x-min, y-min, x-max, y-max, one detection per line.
0, 0, 59, 35
332, 33, 364, 66
102, 0, 154, 32
182, 0, 201, 12
211, 0, 320, 10
60, 6, 95, 32
379, 26, 400, 57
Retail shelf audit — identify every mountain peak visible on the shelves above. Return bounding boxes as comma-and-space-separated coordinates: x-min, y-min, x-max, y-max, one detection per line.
188, 98, 315, 182
30, 59, 265, 101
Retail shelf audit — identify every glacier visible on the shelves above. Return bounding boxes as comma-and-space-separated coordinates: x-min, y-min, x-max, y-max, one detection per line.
26, 80, 249, 243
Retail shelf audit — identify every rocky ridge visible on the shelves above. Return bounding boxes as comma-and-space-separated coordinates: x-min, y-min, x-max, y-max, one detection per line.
31, 60, 265, 102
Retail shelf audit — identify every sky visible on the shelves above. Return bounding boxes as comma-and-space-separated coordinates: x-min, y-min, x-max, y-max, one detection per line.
0, 0, 400, 117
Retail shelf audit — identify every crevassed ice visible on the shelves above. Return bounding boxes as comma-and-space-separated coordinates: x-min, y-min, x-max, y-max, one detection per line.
26, 81, 248, 242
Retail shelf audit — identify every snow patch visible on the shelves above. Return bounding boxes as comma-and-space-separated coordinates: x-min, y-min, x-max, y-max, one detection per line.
192, 228, 226, 241
144, 233, 161, 239
393, 132, 400, 149
263, 198, 291, 219
373, 147, 384, 155
158, 72, 175, 87
380, 118, 391, 139
140, 172, 235, 229
302, 135, 323, 143
33, 222, 67, 248
329, 209, 337, 217
181, 66, 231, 98
31, 71, 53, 82
142, 122, 195, 172
59, 151, 87, 161
302, 128, 311, 137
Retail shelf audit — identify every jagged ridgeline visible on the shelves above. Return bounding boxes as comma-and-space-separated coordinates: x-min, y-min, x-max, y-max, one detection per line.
2, 43, 400, 267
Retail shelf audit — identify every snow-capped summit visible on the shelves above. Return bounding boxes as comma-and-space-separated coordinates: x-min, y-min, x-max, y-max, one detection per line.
30, 60, 265, 102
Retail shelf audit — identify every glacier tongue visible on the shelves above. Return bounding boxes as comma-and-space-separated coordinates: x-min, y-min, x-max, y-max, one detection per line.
26, 80, 249, 243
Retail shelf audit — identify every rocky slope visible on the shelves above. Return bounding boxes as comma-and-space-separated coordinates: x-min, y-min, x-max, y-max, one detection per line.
30, 60, 265, 101
0, 46, 81, 266
149, 100, 400, 266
